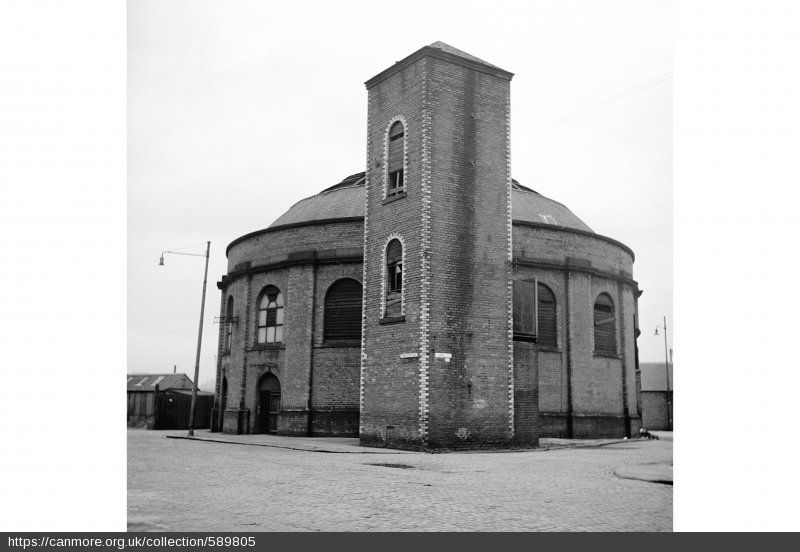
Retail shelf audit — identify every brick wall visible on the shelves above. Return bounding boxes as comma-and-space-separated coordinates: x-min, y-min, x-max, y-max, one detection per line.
361, 51, 515, 449
227, 221, 364, 272
425, 57, 512, 447
361, 56, 427, 447
513, 242, 639, 437
217, 221, 364, 436
513, 225, 634, 275
642, 391, 671, 430
513, 342, 539, 446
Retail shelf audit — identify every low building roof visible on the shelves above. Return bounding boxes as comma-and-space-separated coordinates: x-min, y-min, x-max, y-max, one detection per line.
126, 373, 194, 391
168, 389, 214, 397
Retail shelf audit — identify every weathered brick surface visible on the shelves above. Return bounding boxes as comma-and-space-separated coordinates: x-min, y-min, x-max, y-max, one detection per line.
425, 58, 513, 447
642, 391, 671, 430
361, 57, 427, 447
361, 53, 515, 449
217, 224, 364, 436
538, 350, 564, 412
513, 342, 539, 446
227, 221, 364, 272
513, 225, 634, 274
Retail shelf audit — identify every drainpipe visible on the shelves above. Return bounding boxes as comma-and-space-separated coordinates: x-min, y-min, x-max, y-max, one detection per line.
307, 264, 318, 436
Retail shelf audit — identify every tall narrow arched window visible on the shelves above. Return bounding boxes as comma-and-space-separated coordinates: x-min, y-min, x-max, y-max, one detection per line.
387, 121, 405, 197
224, 296, 234, 351
385, 239, 403, 317
257, 286, 284, 344
594, 293, 617, 355
537, 283, 557, 349
324, 278, 363, 341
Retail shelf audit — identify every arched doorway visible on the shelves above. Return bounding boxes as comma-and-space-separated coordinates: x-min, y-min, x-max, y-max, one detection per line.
257, 373, 281, 434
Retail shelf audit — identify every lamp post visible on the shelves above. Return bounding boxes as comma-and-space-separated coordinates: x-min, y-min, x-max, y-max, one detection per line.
654, 316, 672, 430
159, 242, 211, 437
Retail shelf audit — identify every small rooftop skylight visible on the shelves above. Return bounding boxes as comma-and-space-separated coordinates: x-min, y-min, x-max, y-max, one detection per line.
539, 214, 558, 225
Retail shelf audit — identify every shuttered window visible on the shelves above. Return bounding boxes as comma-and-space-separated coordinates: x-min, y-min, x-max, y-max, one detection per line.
257, 286, 284, 344
324, 278, 363, 341
537, 283, 557, 349
224, 296, 234, 351
513, 280, 537, 341
385, 239, 403, 317
594, 293, 617, 355
513, 280, 558, 347
387, 121, 405, 196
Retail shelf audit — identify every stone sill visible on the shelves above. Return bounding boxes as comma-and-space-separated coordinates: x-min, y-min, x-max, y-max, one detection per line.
539, 347, 562, 353
318, 341, 361, 348
249, 344, 285, 352
593, 353, 622, 360
379, 315, 406, 325
382, 191, 407, 205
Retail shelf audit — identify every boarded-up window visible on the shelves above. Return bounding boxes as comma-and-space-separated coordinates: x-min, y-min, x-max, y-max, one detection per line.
594, 293, 617, 355
257, 286, 284, 344
324, 278, 363, 341
385, 239, 403, 317
537, 283, 557, 348
225, 296, 234, 351
387, 121, 405, 196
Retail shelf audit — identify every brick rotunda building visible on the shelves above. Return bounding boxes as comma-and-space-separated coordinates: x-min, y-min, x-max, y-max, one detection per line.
210, 42, 643, 449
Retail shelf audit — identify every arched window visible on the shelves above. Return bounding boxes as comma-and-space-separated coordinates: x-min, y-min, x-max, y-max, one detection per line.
537, 283, 557, 349
385, 239, 403, 317
387, 120, 405, 197
324, 278, 363, 341
257, 286, 284, 344
594, 293, 617, 355
224, 296, 234, 351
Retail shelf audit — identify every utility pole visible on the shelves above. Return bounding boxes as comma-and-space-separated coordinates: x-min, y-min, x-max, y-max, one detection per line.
188, 241, 211, 437
655, 317, 673, 431
662, 316, 672, 430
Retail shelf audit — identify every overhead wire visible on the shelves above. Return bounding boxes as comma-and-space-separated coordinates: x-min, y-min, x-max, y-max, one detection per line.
546, 72, 672, 128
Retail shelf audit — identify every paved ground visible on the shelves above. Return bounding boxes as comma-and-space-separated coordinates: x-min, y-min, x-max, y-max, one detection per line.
128, 429, 672, 532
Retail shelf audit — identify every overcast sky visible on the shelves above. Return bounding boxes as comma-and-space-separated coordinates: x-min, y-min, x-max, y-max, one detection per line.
128, 0, 672, 389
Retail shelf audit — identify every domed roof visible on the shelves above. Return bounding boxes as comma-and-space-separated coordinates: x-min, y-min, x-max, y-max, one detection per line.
268, 172, 594, 233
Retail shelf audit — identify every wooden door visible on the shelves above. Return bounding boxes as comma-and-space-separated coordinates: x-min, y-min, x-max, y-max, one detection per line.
258, 391, 270, 434
269, 393, 280, 434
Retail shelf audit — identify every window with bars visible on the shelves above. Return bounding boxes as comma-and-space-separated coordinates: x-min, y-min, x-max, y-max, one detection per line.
387, 121, 405, 197
385, 239, 403, 317
324, 278, 363, 341
224, 296, 234, 351
256, 286, 284, 344
593, 293, 617, 355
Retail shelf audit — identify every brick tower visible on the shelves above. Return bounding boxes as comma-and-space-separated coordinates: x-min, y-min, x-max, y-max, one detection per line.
360, 42, 526, 448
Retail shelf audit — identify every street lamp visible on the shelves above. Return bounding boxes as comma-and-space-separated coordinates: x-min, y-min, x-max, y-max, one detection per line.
654, 316, 672, 431
159, 242, 211, 437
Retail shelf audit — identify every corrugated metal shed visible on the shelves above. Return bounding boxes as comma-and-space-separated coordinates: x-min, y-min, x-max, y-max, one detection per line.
126, 373, 193, 391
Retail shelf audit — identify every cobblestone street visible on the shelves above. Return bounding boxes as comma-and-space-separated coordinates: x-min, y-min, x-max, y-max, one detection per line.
128, 429, 672, 532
